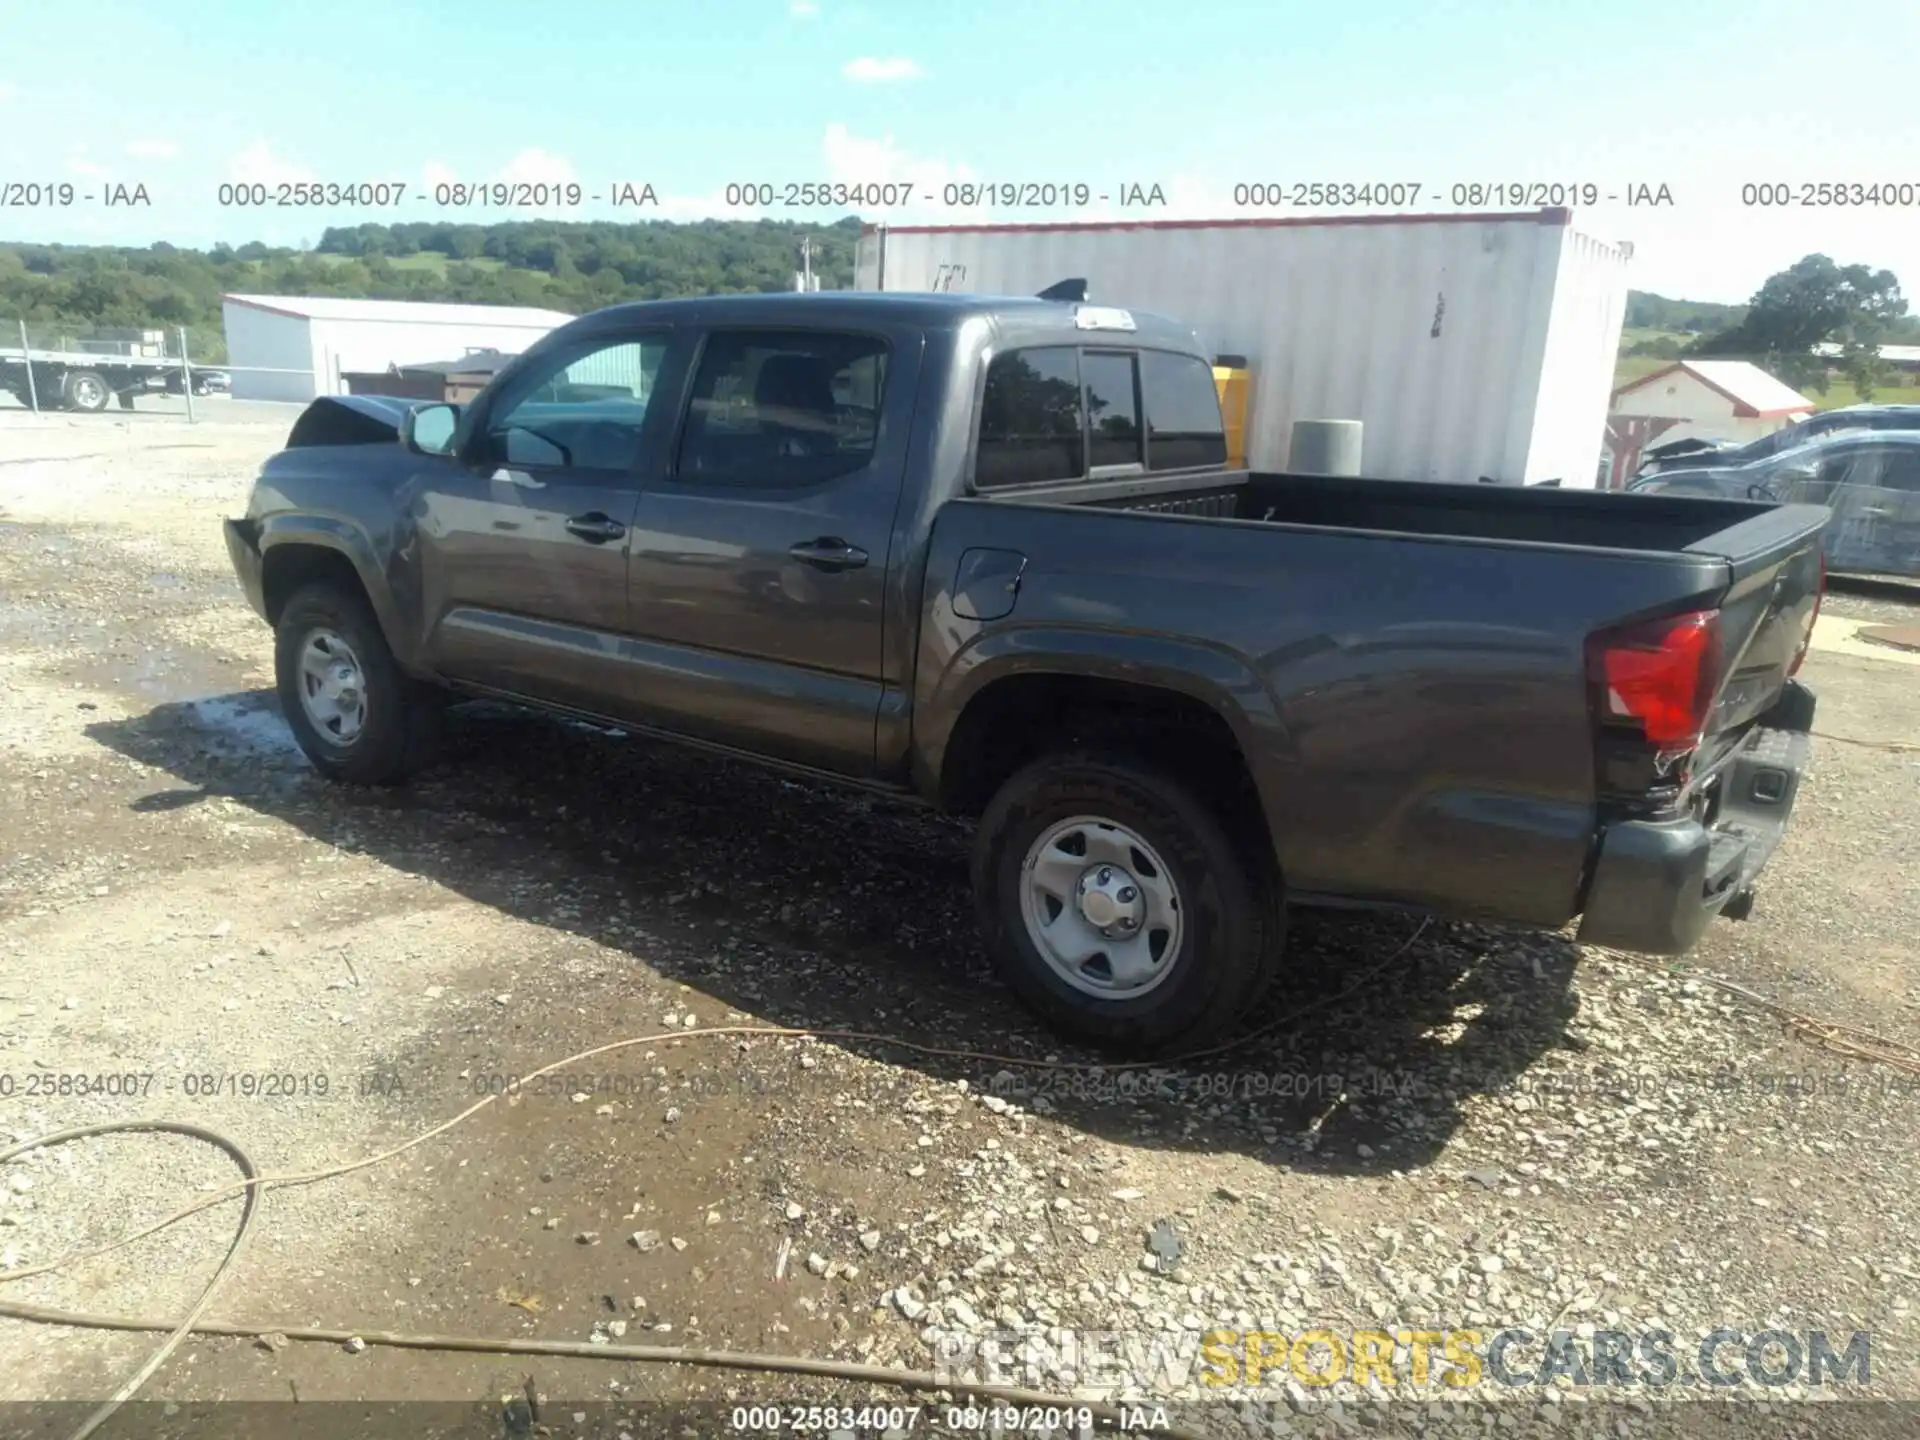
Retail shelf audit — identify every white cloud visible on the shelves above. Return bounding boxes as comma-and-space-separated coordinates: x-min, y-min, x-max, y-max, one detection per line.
228, 140, 314, 186
821, 123, 976, 220
125, 138, 179, 160
790, 0, 820, 16
650, 188, 736, 221
64, 144, 111, 180
841, 56, 921, 83
497, 147, 578, 185
421, 160, 460, 191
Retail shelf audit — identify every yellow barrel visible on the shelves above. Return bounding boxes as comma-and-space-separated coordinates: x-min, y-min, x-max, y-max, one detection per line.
1212, 356, 1250, 469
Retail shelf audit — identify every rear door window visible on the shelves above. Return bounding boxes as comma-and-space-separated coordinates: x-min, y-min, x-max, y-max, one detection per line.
675, 330, 890, 487
1817, 449, 1883, 488
1873, 451, 1920, 492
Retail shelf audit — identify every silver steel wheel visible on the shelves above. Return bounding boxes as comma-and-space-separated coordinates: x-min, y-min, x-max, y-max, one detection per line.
1018, 815, 1184, 998
69, 374, 107, 410
296, 628, 369, 745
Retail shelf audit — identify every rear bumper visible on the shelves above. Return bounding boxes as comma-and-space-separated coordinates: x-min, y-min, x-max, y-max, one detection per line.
1576, 682, 1815, 954
224, 519, 268, 623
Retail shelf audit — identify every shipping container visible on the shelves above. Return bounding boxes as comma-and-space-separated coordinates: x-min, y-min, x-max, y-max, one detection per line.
854, 209, 1631, 487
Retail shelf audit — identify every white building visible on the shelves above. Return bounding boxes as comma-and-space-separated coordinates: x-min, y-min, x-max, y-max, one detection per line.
856, 210, 1632, 486
1610, 360, 1813, 450
1812, 341, 1920, 371
221, 295, 577, 402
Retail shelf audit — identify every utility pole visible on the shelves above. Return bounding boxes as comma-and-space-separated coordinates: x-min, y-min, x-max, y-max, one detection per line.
797, 235, 817, 292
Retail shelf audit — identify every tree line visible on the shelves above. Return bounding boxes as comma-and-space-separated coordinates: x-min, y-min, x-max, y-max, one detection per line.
0, 219, 864, 362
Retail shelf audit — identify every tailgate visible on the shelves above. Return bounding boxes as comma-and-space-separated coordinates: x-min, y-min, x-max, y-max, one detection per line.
1576, 500, 1827, 954
1685, 502, 1828, 750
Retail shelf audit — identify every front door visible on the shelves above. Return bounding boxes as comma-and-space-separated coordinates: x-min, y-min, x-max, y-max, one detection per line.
415, 328, 673, 714
622, 324, 921, 776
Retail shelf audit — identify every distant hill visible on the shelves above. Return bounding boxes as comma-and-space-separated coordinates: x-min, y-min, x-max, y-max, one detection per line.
0, 218, 865, 362
1623, 291, 1747, 336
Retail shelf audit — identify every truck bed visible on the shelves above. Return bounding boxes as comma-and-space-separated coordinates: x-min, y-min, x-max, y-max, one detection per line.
993, 467, 1790, 559
926, 466, 1827, 934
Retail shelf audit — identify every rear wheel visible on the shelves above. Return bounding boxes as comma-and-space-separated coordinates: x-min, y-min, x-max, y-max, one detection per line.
972, 752, 1283, 1056
61, 370, 112, 413
274, 581, 441, 785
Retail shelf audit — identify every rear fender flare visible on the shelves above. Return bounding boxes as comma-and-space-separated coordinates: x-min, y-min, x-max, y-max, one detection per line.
916, 625, 1296, 838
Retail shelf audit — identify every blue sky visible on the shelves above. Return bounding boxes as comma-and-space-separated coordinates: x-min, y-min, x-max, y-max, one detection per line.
3, 0, 1918, 302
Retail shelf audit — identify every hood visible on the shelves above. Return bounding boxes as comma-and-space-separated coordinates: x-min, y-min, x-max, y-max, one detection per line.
283, 393, 415, 448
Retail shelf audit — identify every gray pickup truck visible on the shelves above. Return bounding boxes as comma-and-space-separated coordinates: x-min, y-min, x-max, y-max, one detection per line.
224, 291, 1829, 1054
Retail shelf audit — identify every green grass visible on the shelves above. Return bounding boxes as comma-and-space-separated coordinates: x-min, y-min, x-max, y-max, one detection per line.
1613, 354, 1675, 388
304, 251, 505, 273
1808, 380, 1920, 411
1620, 326, 1690, 349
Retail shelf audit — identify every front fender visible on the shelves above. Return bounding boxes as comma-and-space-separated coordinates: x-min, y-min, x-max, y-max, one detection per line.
257, 515, 422, 672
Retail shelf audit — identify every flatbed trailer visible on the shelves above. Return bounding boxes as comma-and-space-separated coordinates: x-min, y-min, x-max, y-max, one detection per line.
0, 345, 210, 412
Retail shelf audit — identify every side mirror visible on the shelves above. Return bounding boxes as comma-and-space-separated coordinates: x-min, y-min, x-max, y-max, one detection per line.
402, 402, 460, 456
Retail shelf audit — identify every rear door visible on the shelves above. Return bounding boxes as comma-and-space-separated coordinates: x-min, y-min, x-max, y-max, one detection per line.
621, 322, 924, 776
415, 327, 674, 713
1803, 444, 1920, 577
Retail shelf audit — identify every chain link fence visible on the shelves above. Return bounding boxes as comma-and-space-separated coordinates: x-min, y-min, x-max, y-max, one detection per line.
0, 320, 313, 423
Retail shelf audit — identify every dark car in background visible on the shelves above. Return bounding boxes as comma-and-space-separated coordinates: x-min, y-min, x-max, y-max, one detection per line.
1630, 429, 1920, 579
144, 367, 231, 397
1637, 404, 1920, 477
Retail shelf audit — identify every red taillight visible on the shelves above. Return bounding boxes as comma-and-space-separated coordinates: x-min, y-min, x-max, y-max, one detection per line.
1788, 551, 1825, 678
1585, 609, 1723, 750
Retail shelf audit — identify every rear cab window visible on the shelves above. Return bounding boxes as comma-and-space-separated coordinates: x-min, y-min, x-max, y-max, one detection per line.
675, 329, 891, 487
974, 344, 1226, 490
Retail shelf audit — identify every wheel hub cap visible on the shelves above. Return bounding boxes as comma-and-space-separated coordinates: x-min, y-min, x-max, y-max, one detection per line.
297, 629, 368, 743
1076, 864, 1144, 935
1018, 816, 1184, 999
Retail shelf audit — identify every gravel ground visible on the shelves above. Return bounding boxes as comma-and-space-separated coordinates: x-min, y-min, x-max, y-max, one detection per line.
1, 413, 1917, 1439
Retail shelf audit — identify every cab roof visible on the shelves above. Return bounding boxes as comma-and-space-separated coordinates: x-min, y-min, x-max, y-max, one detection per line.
562, 290, 1206, 352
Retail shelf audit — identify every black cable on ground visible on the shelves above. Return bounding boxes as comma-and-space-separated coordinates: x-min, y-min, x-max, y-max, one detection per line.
0, 1295, 1211, 1440
0, 1121, 260, 1440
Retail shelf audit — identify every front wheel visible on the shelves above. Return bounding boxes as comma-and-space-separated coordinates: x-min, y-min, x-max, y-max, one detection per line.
274, 581, 441, 785
972, 752, 1282, 1056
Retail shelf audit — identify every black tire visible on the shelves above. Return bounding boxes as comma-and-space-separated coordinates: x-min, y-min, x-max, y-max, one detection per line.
274, 580, 441, 786
61, 370, 112, 413
972, 751, 1283, 1056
